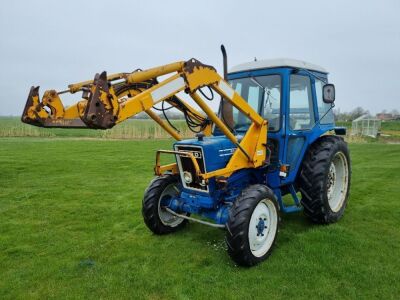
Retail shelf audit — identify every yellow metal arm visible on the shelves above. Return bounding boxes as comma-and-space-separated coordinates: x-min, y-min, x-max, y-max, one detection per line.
22, 58, 268, 179
22, 62, 212, 137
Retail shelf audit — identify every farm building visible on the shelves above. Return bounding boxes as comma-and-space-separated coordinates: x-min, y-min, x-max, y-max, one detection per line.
376, 113, 400, 121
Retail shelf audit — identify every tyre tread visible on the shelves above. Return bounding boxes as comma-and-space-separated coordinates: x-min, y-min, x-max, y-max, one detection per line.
225, 184, 279, 266
298, 135, 351, 224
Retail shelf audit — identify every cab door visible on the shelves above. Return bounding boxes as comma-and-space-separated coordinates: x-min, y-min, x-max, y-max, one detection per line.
281, 72, 316, 183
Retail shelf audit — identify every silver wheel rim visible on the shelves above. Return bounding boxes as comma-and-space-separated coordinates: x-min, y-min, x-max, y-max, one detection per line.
158, 183, 185, 227
327, 152, 349, 212
248, 199, 278, 258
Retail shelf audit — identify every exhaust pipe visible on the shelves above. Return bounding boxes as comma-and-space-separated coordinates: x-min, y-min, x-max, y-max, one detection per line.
221, 44, 228, 80
219, 44, 234, 130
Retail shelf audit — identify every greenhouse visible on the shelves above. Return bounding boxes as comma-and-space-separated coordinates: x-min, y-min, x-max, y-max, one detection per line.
351, 114, 381, 138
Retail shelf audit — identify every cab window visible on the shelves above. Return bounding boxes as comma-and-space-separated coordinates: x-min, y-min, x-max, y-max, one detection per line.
230, 75, 281, 131
289, 75, 314, 130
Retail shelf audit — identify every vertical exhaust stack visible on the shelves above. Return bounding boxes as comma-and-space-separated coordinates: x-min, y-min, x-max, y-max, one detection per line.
220, 45, 234, 130
221, 45, 228, 80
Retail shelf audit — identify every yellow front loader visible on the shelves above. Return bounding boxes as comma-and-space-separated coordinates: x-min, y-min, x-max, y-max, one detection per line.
21, 46, 350, 266
22, 56, 268, 180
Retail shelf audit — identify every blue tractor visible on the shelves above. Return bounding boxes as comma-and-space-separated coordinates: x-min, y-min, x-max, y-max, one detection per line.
22, 47, 351, 266
142, 51, 351, 266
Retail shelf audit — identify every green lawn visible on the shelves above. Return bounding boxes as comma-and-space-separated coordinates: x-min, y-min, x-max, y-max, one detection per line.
0, 138, 399, 299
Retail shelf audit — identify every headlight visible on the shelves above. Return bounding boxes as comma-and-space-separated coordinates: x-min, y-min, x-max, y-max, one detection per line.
183, 171, 193, 184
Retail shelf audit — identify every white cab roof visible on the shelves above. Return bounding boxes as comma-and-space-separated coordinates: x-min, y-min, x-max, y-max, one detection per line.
229, 58, 327, 74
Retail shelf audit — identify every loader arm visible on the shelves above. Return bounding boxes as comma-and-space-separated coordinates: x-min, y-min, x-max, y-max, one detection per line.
22, 66, 211, 139
22, 58, 268, 179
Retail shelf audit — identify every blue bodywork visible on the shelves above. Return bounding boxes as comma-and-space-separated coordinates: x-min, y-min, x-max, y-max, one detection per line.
164, 66, 340, 225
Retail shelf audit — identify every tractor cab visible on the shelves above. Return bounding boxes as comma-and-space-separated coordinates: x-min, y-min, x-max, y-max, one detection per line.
226, 59, 338, 212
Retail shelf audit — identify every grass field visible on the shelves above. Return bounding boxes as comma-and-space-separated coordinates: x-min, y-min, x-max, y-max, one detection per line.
0, 137, 399, 299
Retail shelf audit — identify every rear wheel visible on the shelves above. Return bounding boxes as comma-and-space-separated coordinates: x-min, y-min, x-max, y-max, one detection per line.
299, 136, 351, 224
142, 175, 187, 234
226, 185, 279, 266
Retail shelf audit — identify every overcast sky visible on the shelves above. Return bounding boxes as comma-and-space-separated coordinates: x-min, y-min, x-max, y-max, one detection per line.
0, 0, 399, 116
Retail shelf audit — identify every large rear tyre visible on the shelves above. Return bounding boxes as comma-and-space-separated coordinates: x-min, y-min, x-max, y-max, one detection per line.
226, 185, 279, 267
142, 174, 187, 234
299, 136, 351, 224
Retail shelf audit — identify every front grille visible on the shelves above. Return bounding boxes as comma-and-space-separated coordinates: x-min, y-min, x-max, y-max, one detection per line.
175, 145, 207, 191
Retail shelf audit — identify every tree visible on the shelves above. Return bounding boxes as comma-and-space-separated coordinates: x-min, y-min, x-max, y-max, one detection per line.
349, 107, 369, 121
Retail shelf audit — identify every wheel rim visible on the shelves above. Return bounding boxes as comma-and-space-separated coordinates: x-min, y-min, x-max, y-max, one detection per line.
248, 199, 278, 258
158, 183, 185, 227
327, 151, 349, 212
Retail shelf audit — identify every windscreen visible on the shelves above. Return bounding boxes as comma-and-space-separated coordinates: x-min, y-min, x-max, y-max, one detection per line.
229, 75, 281, 132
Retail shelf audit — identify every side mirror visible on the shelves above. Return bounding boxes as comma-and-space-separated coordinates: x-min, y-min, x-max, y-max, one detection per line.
323, 84, 335, 103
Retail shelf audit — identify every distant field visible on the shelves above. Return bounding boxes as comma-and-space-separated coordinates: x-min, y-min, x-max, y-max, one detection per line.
2, 117, 400, 141
0, 138, 399, 299
336, 120, 400, 132
380, 120, 400, 131
0, 117, 192, 139
336, 120, 400, 142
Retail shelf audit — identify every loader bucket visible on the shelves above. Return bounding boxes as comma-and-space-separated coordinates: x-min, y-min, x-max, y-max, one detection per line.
21, 86, 44, 127
21, 86, 88, 128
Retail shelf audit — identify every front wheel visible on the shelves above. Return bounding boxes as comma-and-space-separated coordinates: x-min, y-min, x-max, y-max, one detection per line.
226, 185, 279, 267
142, 175, 187, 234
